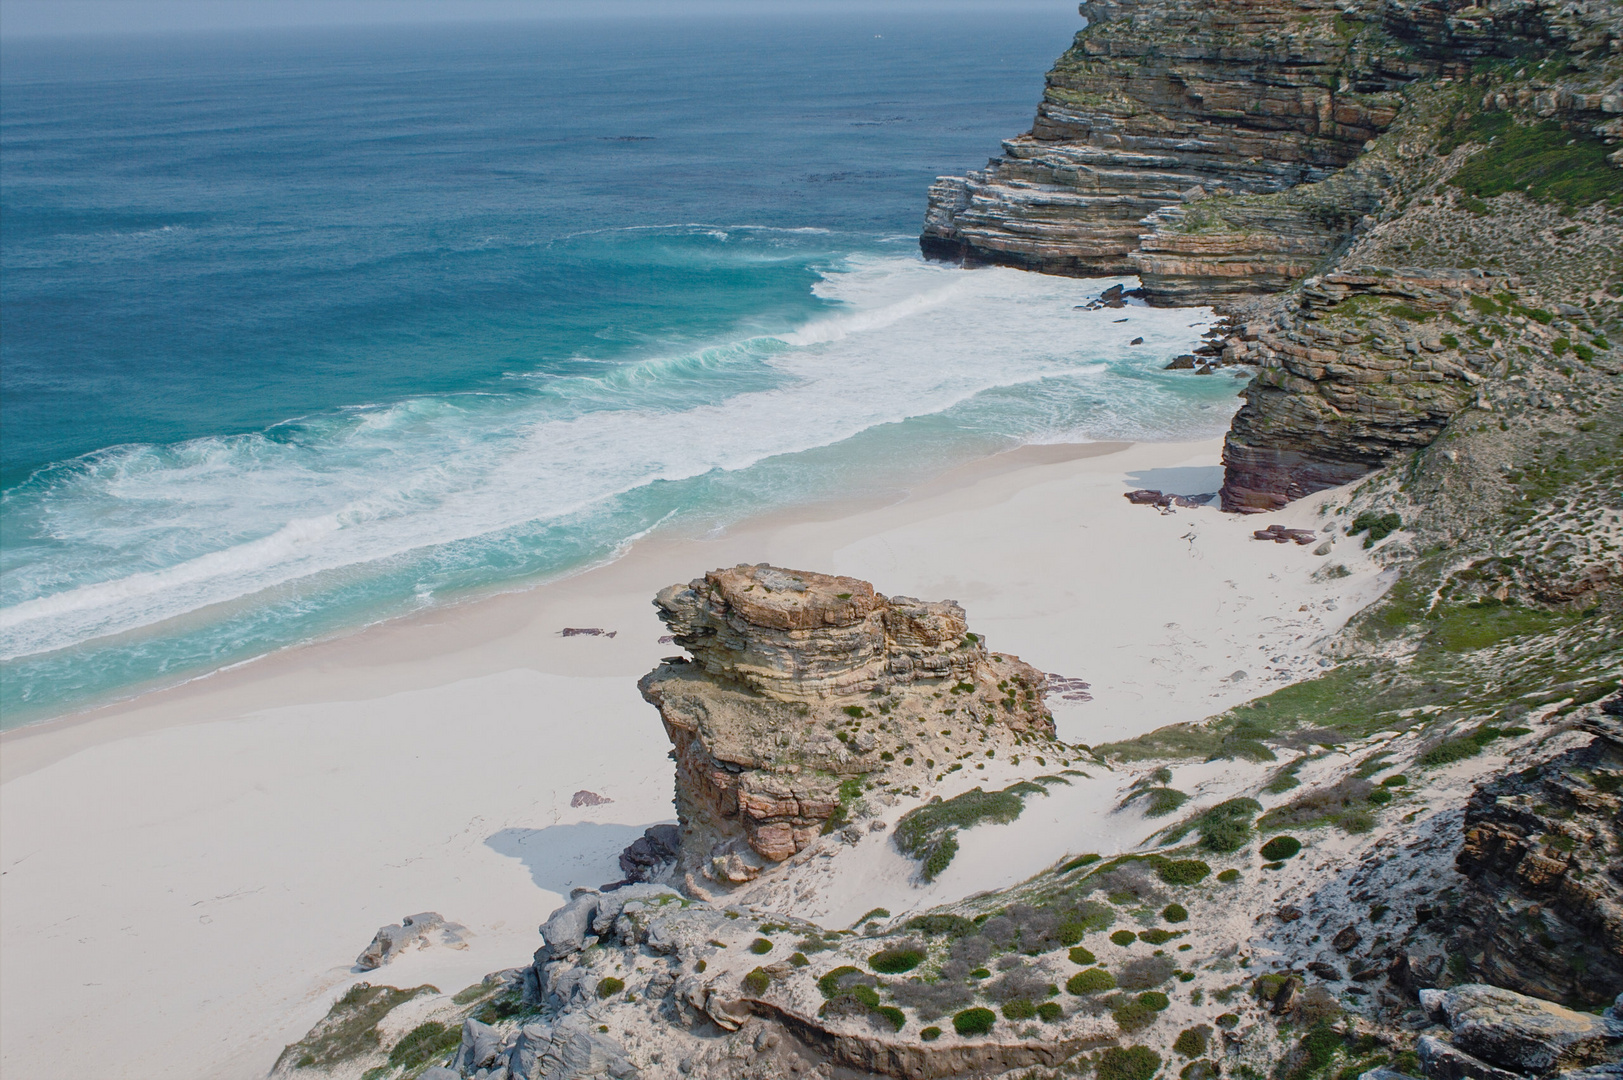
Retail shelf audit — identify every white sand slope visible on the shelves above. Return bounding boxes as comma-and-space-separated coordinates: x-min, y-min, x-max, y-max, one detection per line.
0, 438, 1391, 1080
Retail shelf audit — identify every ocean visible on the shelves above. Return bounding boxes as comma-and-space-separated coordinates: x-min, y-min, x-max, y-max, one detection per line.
0, 10, 1241, 725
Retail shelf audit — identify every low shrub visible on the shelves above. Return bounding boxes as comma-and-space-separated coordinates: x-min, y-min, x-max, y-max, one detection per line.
1158, 859, 1213, 885
1181, 1061, 1219, 1080
1061, 853, 1103, 872
1099, 1046, 1163, 1080
742, 968, 770, 995
1113, 1002, 1159, 1032
1067, 968, 1117, 994
1217, 869, 1241, 883
921, 1026, 942, 1041
1381, 775, 1407, 787
870, 947, 925, 974
876, 1006, 905, 1031
1069, 946, 1097, 965
1196, 800, 1261, 853
1259, 836, 1302, 861
1174, 1025, 1212, 1058
817, 966, 863, 999
385, 1022, 461, 1074
953, 1007, 996, 1036
1137, 991, 1170, 1011
749, 938, 773, 955
1163, 904, 1189, 924
595, 977, 625, 999
1003, 999, 1037, 1020
790, 952, 809, 967
1350, 512, 1402, 544
1111, 930, 1138, 947
1038, 1001, 1064, 1022
906, 914, 978, 938
1139, 929, 1177, 946
894, 786, 1029, 881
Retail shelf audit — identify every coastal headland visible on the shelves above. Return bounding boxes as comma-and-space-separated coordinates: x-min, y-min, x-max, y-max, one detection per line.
4, 0, 1621, 1077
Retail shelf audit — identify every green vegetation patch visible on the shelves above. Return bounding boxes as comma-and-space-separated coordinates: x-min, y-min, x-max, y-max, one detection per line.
921, 1026, 942, 1041
1111, 930, 1139, 947
1449, 116, 1623, 210
1217, 869, 1241, 883
822, 775, 869, 835
877, 1005, 906, 1031
1175, 1025, 1213, 1058
274, 983, 441, 1072
1068, 967, 1118, 994
893, 785, 1029, 881
1100, 1046, 1163, 1080
742, 968, 771, 995
1260, 836, 1303, 861
953, 1007, 997, 1036
870, 947, 925, 974
1114, 1003, 1159, 1033
905, 914, 978, 938
748, 938, 773, 955
817, 966, 865, 999
1158, 859, 1212, 885
1070, 945, 1098, 965
383, 1021, 462, 1075
1163, 903, 1189, 924
596, 976, 625, 998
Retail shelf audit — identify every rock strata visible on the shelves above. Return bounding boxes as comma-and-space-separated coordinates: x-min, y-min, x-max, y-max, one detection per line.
1450, 713, 1623, 1005
921, 0, 1409, 289
639, 564, 1054, 885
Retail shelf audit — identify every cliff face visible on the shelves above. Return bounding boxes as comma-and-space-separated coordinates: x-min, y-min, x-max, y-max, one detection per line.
1451, 712, 1623, 1006
639, 564, 1053, 886
922, 0, 1623, 513
920, 0, 1412, 291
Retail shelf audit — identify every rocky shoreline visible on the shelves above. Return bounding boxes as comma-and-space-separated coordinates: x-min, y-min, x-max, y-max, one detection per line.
272, 2, 1621, 1078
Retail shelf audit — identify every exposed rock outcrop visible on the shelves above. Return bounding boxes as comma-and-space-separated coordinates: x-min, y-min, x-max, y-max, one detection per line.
639, 564, 1054, 884
1219, 266, 1503, 511
922, 0, 1623, 511
1450, 713, 1623, 1006
355, 912, 468, 970
920, 0, 1410, 289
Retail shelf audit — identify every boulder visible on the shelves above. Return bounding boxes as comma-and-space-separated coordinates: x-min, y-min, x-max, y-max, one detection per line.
355, 912, 468, 970
1419, 985, 1619, 1073
451, 1018, 504, 1075
1417, 1034, 1525, 1080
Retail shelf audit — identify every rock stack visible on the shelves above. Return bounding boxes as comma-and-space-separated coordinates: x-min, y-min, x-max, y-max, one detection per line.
639, 564, 1054, 886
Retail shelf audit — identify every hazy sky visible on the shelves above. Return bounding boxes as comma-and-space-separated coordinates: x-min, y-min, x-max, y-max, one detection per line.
0, 0, 1077, 39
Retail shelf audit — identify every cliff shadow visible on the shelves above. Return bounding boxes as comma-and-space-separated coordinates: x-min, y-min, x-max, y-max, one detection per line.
485, 821, 673, 894
1123, 465, 1224, 497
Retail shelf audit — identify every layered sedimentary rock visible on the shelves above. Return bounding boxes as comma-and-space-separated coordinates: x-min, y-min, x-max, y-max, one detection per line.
920, 0, 1412, 291
639, 564, 1053, 885
1219, 267, 1502, 511
1450, 711, 1623, 1006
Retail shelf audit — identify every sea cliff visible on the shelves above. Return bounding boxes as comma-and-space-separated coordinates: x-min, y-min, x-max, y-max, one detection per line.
922, 0, 1622, 511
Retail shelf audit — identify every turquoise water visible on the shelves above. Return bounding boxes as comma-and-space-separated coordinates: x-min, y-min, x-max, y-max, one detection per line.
0, 12, 1239, 724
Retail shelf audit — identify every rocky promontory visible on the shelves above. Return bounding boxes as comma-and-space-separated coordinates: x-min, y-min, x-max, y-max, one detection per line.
639, 564, 1054, 886
923, 0, 1622, 511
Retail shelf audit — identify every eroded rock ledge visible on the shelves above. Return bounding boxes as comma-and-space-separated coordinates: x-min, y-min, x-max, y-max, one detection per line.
638, 564, 1054, 886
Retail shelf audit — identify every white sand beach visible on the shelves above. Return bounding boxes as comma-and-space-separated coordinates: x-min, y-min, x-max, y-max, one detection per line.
0, 437, 1392, 1080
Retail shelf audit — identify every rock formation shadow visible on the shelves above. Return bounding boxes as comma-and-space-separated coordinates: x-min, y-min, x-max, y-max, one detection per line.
485, 822, 672, 894
1123, 465, 1225, 497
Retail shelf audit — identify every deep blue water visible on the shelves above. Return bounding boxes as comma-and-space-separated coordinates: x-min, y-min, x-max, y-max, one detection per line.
0, 11, 1238, 724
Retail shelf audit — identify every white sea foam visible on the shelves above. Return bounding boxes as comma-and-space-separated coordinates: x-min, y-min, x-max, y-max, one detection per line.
0, 256, 1224, 661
